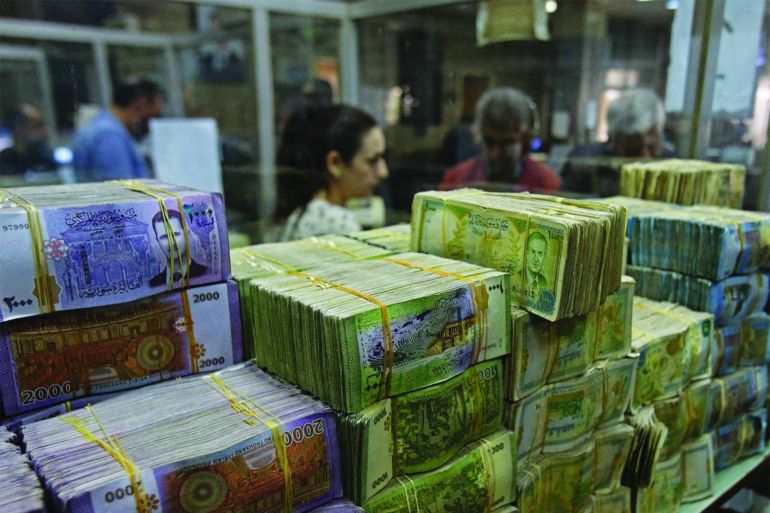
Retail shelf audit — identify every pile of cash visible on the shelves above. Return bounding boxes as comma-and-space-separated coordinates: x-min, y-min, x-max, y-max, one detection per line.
247, 252, 510, 413
1, 428, 44, 513
411, 190, 627, 321
0, 180, 230, 322
713, 313, 770, 376
506, 276, 634, 401
712, 408, 767, 470
629, 265, 769, 326
342, 224, 412, 253
338, 360, 503, 503
507, 357, 638, 459
231, 236, 393, 352
362, 430, 516, 513
605, 196, 770, 281
0, 282, 241, 418
517, 441, 595, 513
22, 362, 344, 513
619, 159, 745, 208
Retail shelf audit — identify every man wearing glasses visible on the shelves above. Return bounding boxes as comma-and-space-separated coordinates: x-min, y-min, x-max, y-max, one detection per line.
438, 87, 559, 192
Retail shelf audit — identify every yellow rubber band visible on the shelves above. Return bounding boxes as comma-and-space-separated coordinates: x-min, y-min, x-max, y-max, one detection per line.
61, 406, 149, 513
0, 189, 57, 313
291, 271, 395, 399
115, 180, 192, 291
204, 374, 293, 513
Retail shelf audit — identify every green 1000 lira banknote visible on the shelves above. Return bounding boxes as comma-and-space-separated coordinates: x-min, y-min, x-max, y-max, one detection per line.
339, 360, 503, 503
507, 356, 638, 459
681, 434, 714, 503
594, 423, 635, 494
636, 452, 683, 513
362, 430, 516, 513
248, 252, 510, 413
411, 190, 627, 321
517, 440, 595, 513
506, 276, 634, 401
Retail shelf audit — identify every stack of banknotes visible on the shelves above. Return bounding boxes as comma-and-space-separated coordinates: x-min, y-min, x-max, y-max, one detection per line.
0, 180, 230, 322
506, 276, 634, 401
342, 224, 412, 253
0, 282, 242, 419
629, 265, 769, 326
338, 360, 504, 503
619, 159, 745, 207
22, 362, 344, 513
361, 430, 516, 513
247, 252, 511, 413
411, 190, 627, 321
1, 428, 45, 513
507, 356, 638, 459
712, 408, 767, 470
713, 312, 770, 376
231, 235, 393, 353
605, 196, 770, 281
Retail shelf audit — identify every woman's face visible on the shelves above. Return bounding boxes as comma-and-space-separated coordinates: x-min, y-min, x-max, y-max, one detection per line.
336, 127, 388, 200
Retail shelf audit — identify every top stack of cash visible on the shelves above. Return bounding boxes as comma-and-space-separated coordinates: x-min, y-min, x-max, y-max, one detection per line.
342, 224, 412, 253
620, 159, 745, 208
604, 196, 770, 281
0, 180, 230, 322
411, 190, 627, 321
1, 428, 44, 513
22, 362, 343, 513
248, 252, 510, 412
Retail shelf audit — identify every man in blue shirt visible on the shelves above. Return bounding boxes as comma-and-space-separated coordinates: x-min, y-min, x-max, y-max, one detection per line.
73, 79, 164, 181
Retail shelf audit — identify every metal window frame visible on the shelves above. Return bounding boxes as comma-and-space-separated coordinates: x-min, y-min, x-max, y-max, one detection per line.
0, 44, 56, 139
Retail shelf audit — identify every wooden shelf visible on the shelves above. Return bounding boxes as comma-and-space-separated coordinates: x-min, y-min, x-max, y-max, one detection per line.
679, 447, 770, 513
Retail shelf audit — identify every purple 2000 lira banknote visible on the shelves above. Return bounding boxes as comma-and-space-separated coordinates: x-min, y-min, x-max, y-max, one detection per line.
0, 180, 230, 323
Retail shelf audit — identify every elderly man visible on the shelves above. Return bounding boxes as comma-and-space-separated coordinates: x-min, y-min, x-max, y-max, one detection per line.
73, 79, 164, 182
438, 87, 560, 192
561, 88, 675, 193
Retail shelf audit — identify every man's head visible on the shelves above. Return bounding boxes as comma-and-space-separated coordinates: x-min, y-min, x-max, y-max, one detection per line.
152, 209, 186, 261
112, 79, 164, 136
607, 88, 665, 158
6, 105, 47, 150
475, 88, 536, 181
527, 231, 548, 275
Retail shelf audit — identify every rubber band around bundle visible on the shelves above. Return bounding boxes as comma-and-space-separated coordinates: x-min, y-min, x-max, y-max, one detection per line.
204, 373, 294, 513
478, 437, 497, 513
181, 290, 198, 373
382, 257, 488, 364
61, 406, 150, 513
0, 189, 57, 313
115, 180, 191, 291
395, 476, 421, 513
290, 271, 395, 400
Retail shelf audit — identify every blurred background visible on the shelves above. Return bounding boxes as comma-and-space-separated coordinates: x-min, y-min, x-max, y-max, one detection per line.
0, 0, 768, 242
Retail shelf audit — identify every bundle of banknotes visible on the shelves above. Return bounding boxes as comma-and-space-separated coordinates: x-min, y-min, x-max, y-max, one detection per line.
605, 196, 770, 281
0, 281, 242, 418
0, 180, 230, 322
619, 159, 745, 208
593, 423, 635, 493
629, 265, 769, 326
517, 440, 595, 513
3, 392, 119, 433
632, 301, 695, 407
247, 252, 510, 413
231, 235, 393, 353
361, 430, 516, 513
22, 362, 343, 513
342, 224, 412, 253
411, 190, 627, 321
635, 451, 683, 513
338, 360, 503, 503
506, 276, 634, 401
507, 356, 638, 459
1, 428, 45, 513
712, 408, 767, 470
681, 434, 716, 503
713, 313, 770, 376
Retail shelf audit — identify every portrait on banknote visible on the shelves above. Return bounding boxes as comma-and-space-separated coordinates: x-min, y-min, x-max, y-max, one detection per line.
149, 208, 208, 287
